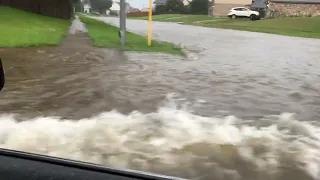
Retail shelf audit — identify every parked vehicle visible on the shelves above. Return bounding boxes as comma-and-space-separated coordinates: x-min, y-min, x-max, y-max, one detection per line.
228, 7, 260, 19
250, 14, 261, 21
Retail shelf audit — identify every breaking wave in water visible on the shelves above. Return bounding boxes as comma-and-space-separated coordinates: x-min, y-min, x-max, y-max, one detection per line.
0, 94, 319, 180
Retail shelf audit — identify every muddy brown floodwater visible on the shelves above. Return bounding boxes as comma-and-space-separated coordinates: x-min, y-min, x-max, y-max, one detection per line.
0, 32, 139, 119
0, 17, 320, 180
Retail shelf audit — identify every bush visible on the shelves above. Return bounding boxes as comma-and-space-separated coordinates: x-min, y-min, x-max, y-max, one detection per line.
165, 0, 186, 14
189, 0, 208, 15
154, 0, 189, 14
181, 5, 191, 14
155, 5, 166, 14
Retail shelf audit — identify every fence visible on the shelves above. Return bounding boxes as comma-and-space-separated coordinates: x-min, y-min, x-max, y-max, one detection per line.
0, 0, 72, 19
127, 11, 149, 17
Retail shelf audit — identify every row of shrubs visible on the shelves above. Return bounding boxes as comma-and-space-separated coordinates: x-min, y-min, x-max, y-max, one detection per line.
154, 0, 211, 15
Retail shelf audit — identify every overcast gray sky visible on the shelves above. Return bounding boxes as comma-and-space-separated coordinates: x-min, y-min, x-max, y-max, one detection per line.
126, 0, 149, 9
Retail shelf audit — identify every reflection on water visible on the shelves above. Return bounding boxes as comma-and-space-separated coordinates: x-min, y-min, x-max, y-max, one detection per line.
0, 18, 320, 180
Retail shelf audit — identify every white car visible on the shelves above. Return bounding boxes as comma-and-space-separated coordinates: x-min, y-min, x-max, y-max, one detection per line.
228, 7, 260, 19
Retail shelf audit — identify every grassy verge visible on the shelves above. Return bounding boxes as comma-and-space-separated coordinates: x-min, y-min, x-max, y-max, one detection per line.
199, 17, 320, 38
130, 14, 220, 23
79, 16, 184, 56
132, 14, 320, 39
0, 6, 71, 47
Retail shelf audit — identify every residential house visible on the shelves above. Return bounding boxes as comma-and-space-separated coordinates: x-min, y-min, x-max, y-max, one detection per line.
252, 0, 268, 9
267, 0, 320, 17
251, 0, 268, 17
141, 7, 151, 12
153, 0, 167, 6
128, 8, 140, 13
212, 0, 252, 16
123, 2, 133, 12
109, 1, 120, 14
83, 4, 91, 13
183, 0, 191, 5
108, 1, 133, 15
153, 0, 192, 6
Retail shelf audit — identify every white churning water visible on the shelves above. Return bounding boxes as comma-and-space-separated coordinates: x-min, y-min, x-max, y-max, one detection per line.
0, 94, 319, 180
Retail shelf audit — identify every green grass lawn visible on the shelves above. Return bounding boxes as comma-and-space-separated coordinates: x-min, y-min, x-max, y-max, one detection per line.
199, 17, 320, 38
133, 14, 320, 39
0, 6, 71, 47
130, 14, 220, 23
79, 16, 184, 56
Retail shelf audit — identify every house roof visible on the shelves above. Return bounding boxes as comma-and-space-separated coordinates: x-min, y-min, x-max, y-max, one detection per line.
128, 8, 140, 12
83, 4, 91, 8
153, 0, 168, 5
251, 0, 267, 8
153, 0, 192, 5
141, 7, 150, 12
269, 0, 320, 3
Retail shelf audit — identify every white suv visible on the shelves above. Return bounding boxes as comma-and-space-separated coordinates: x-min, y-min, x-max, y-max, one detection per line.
228, 7, 260, 19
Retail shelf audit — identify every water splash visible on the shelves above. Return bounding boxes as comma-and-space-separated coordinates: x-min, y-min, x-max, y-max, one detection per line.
0, 97, 319, 180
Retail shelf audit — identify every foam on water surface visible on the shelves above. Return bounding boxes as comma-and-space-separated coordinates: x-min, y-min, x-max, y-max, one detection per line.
0, 95, 319, 180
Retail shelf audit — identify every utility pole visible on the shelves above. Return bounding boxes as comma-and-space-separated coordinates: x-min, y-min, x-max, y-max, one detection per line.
119, 0, 126, 47
208, 0, 213, 16
147, 0, 153, 46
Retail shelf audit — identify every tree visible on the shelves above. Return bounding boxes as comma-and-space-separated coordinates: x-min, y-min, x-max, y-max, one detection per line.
165, 0, 185, 13
70, 0, 80, 6
90, 0, 112, 14
155, 4, 166, 14
82, 0, 91, 4
181, 5, 191, 14
189, 0, 208, 15
70, 0, 80, 15
75, 1, 83, 12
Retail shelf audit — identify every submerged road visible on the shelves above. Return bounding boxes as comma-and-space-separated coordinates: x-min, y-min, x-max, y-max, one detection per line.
0, 17, 320, 180
95, 16, 320, 120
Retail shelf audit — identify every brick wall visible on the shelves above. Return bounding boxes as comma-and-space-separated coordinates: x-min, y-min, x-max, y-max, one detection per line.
267, 2, 320, 18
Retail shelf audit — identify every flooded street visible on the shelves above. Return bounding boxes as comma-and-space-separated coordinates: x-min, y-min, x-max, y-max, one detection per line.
96, 17, 320, 120
1, 17, 320, 180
